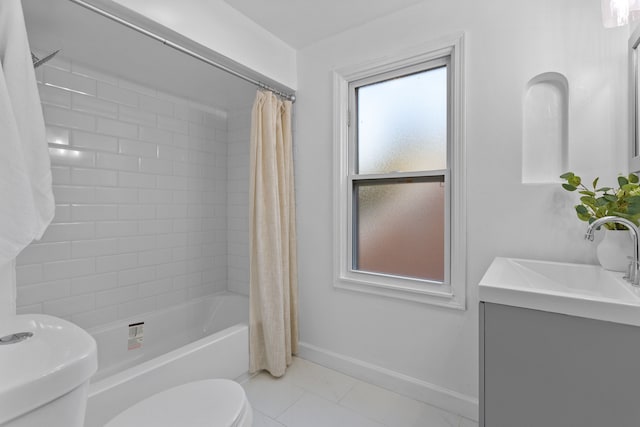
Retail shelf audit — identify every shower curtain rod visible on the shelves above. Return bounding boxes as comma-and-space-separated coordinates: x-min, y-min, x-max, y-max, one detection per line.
67, 0, 296, 102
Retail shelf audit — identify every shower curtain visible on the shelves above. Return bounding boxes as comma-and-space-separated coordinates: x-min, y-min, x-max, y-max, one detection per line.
249, 90, 298, 377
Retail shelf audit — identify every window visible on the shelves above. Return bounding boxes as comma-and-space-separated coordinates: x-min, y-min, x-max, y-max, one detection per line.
333, 35, 466, 308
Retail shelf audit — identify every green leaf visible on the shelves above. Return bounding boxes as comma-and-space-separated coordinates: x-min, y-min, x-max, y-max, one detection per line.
596, 187, 613, 192
593, 177, 600, 188
569, 176, 581, 187
575, 205, 589, 215
610, 210, 629, 217
618, 176, 629, 187
630, 173, 639, 184
603, 194, 618, 202
627, 195, 640, 215
596, 197, 610, 206
562, 184, 577, 191
622, 184, 638, 192
579, 196, 596, 206
560, 172, 575, 180
578, 190, 596, 197
577, 212, 591, 221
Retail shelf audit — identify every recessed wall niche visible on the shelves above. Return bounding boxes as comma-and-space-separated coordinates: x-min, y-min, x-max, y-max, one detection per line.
522, 72, 569, 184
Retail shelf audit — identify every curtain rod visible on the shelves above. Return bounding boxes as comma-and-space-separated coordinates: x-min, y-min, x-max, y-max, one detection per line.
67, 0, 296, 102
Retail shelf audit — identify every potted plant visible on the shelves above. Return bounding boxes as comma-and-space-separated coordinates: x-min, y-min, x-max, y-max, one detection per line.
560, 172, 640, 271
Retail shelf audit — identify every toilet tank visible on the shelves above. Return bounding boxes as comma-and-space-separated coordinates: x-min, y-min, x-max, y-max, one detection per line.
0, 314, 97, 426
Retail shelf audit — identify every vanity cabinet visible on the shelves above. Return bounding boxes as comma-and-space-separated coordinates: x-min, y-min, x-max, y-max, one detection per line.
480, 302, 640, 427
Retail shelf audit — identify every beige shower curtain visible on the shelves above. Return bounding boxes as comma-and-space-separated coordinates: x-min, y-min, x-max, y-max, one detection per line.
249, 90, 298, 377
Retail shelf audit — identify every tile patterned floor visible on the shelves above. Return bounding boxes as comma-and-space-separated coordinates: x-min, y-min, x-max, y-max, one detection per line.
241, 357, 478, 427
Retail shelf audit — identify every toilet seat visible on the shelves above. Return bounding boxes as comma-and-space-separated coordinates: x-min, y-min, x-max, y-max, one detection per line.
105, 379, 252, 427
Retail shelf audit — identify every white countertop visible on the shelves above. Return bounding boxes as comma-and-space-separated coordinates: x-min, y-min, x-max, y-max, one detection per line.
479, 257, 640, 327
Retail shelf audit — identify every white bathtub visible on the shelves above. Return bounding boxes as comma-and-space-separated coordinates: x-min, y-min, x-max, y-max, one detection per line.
83, 292, 249, 427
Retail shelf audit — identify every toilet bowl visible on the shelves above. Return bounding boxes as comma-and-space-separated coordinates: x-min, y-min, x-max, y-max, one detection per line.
105, 379, 253, 427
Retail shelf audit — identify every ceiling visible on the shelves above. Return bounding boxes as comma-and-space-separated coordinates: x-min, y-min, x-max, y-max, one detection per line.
22, 0, 258, 110
21, 0, 428, 109
222, 0, 426, 49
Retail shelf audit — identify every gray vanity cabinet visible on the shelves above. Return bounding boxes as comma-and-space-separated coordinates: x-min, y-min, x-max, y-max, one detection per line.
479, 302, 640, 427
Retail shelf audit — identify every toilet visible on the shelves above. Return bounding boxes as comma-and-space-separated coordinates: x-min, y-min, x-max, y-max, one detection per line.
1, 314, 251, 427
105, 379, 253, 427
0, 314, 97, 427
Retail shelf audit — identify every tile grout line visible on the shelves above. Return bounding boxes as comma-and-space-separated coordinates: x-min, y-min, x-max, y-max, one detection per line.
304, 384, 388, 427
336, 377, 358, 405
253, 408, 286, 427
273, 389, 307, 422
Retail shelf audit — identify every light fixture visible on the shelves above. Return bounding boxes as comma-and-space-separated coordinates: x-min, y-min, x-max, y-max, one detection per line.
631, 0, 640, 21
602, 0, 640, 27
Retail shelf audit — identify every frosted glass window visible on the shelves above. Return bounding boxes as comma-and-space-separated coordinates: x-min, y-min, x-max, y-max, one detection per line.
355, 179, 445, 282
336, 36, 465, 307
357, 66, 447, 174
346, 56, 452, 289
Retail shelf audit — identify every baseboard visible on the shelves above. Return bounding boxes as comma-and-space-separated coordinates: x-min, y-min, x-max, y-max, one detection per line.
297, 341, 479, 422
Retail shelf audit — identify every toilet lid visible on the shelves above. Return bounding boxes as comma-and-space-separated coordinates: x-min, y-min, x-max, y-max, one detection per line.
106, 379, 249, 427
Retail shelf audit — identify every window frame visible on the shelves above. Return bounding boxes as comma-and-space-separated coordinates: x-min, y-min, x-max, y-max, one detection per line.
333, 33, 467, 309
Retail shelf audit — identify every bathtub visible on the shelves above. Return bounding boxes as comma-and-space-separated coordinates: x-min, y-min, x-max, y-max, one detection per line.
83, 292, 249, 427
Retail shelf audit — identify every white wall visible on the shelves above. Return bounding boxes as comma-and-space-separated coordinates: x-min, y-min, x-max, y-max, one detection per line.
108, 0, 298, 90
294, 0, 629, 417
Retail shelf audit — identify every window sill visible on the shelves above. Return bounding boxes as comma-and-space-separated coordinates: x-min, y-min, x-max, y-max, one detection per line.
334, 275, 466, 310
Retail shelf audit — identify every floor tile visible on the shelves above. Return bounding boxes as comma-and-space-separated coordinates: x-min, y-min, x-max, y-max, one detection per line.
284, 357, 357, 402
242, 372, 305, 418
340, 381, 461, 427
459, 417, 479, 427
243, 357, 469, 427
277, 393, 385, 427
252, 409, 287, 427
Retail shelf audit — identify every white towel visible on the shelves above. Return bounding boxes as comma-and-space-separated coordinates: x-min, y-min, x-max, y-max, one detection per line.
0, 0, 55, 315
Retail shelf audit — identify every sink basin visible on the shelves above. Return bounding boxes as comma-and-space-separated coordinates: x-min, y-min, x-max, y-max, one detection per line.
479, 258, 640, 326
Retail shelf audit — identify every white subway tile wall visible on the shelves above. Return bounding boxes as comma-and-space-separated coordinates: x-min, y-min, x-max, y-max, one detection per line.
16, 57, 252, 330
227, 107, 251, 296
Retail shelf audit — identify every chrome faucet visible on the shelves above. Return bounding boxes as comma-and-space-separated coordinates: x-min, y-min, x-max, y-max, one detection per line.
585, 216, 640, 286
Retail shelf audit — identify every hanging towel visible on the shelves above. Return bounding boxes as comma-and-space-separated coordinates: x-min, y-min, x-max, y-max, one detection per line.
0, 0, 55, 314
